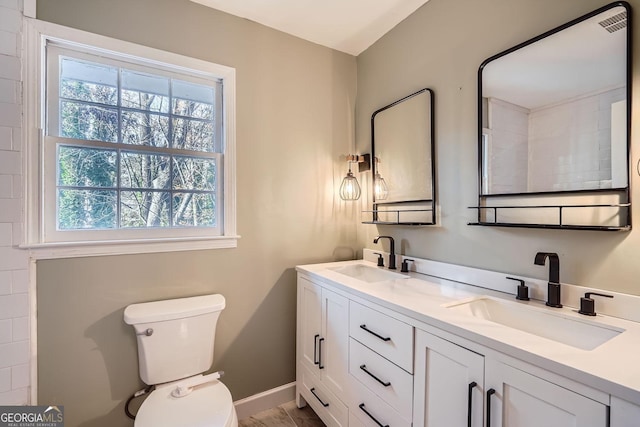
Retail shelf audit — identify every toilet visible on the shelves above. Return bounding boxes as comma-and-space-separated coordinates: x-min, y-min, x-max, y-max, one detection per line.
124, 294, 238, 427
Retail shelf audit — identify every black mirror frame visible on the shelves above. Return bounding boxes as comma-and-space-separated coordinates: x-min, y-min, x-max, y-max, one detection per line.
367, 88, 436, 225
472, 1, 632, 231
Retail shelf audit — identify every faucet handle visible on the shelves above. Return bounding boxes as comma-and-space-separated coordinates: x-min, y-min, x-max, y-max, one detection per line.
579, 292, 613, 316
506, 277, 529, 301
401, 259, 414, 273
373, 252, 384, 267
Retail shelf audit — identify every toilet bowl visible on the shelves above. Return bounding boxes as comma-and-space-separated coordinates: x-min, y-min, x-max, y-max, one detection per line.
124, 294, 238, 427
135, 378, 237, 427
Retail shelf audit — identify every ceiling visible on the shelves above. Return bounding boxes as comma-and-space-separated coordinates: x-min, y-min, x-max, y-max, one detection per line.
483, 5, 627, 109
190, 0, 430, 56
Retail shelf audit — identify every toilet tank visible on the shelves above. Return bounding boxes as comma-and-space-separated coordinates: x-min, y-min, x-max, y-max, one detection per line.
124, 294, 225, 385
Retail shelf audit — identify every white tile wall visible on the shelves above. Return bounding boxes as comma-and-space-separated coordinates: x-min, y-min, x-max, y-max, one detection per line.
0, 0, 19, 9
0, 341, 29, 370
11, 317, 28, 342
0, 0, 29, 405
0, 78, 19, 104
487, 98, 529, 193
0, 146, 20, 173
0, 102, 21, 128
0, 127, 11, 150
528, 88, 624, 192
11, 270, 28, 294
0, 319, 11, 343
0, 223, 11, 246
11, 363, 29, 389
0, 8, 21, 33
0, 199, 21, 223
0, 55, 20, 80
0, 175, 13, 198
0, 388, 28, 405
0, 29, 17, 56
489, 88, 624, 195
0, 368, 10, 393
0, 294, 28, 320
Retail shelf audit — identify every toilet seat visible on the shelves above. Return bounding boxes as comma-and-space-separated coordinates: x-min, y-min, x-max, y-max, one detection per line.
135, 379, 237, 427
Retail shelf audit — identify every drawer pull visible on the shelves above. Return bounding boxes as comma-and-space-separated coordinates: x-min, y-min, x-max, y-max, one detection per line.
313, 334, 320, 365
486, 388, 496, 427
360, 324, 391, 342
468, 381, 477, 427
310, 387, 329, 407
358, 403, 389, 427
318, 337, 325, 369
359, 364, 391, 387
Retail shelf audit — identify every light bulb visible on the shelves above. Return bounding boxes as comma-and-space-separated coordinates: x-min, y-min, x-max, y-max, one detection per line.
374, 173, 388, 200
340, 171, 361, 201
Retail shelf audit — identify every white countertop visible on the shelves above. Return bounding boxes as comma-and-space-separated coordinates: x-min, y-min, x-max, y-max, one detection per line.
296, 258, 640, 406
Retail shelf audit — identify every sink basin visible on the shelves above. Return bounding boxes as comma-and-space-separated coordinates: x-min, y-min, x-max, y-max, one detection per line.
328, 264, 408, 283
445, 297, 623, 350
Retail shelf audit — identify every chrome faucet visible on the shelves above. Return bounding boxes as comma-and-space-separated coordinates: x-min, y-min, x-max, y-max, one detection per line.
534, 252, 562, 308
373, 236, 396, 270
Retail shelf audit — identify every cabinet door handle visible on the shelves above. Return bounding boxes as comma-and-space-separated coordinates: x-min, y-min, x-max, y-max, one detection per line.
313, 334, 320, 365
358, 403, 389, 427
310, 387, 329, 407
359, 324, 391, 342
467, 381, 477, 427
360, 364, 391, 387
318, 337, 325, 369
486, 388, 496, 427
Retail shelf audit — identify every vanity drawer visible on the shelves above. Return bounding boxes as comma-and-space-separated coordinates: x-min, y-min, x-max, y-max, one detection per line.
299, 364, 348, 427
349, 374, 411, 427
349, 338, 413, 419
348, 412, 367, 427
349, 301, 414, 372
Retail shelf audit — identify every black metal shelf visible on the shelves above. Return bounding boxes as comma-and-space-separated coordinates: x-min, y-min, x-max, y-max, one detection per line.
468, 222, 630, 231
362, 207, 435, 226
468, 203, 631, 231
363, 221, 435, 225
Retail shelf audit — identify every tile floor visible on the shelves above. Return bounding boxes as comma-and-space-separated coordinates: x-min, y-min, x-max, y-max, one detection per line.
238, 400, 325, 427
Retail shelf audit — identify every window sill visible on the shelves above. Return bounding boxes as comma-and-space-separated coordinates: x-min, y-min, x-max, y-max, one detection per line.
20, 235, 240, 260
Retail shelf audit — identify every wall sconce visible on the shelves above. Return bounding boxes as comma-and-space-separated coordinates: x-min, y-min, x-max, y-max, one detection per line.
339, 154, 370, 201
374, 157, 388, 200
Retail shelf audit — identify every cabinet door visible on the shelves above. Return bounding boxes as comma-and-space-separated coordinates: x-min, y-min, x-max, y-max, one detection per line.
486, 359, 608, 427
321, 288, 349, 398
413, 330, 484, 427
298, 277, 322, 375
610, 396, 640, 427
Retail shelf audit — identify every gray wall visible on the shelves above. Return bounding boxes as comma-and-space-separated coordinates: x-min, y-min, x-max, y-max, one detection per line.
357, 0, 640, 296
36, 1, 357, 426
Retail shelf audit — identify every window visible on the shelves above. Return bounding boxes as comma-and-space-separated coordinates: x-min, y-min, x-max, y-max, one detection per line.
24, 20, 237, 256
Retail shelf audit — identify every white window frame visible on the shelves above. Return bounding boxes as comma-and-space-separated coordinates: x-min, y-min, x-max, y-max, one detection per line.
22, 19, 238, 259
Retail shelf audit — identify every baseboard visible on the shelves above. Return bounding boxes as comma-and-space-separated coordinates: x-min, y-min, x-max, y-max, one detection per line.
233, 382, 296, 420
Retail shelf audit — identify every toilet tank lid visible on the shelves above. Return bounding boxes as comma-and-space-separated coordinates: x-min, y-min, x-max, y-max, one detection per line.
124, 294, 225, 325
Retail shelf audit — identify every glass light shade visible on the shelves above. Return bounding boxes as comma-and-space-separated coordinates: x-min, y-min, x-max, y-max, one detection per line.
374, 173, 388, 200
339, 171, 361, 201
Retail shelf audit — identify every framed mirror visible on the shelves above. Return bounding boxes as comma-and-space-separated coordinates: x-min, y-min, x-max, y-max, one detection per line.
474, 1, 631, 230
365, 88, 436, 225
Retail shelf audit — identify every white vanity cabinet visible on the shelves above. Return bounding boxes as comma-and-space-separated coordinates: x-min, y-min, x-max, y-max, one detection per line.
296, 264, 640, 427
296, 275, 349, 426
414, 328, 608, 427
